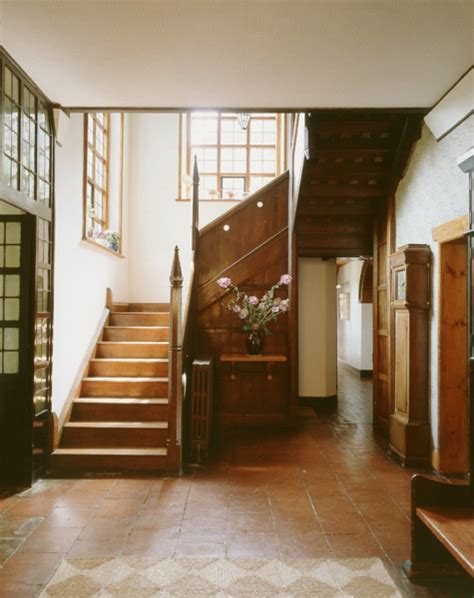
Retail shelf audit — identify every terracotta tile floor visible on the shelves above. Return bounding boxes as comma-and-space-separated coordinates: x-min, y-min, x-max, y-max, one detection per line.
0, 362, 472, 596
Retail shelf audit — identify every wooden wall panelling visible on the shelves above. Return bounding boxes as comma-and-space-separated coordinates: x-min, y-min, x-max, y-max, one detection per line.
196, 175, 290, 428
438, 238, 469, 474
198, 173, 289, 286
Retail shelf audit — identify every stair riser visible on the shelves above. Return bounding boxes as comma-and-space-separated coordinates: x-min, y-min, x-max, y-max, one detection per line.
103, 328, 169, 342
51, 454, 167, 472
61, 427, 168, 448
109, 313, 169, 326
89, 361, 168, 377
81, 380, 168, 397
96, 344, 168, 358
71, 402, 169, 422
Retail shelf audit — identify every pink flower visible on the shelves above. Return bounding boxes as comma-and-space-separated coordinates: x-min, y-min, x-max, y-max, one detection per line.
217, 277, 232, 289
279, 299, 289, 312
279, 274, 292, 285
272, 306, 280, 313
239, 308, 249, 319
248, 296, 259, 306
232, 304, 241, 313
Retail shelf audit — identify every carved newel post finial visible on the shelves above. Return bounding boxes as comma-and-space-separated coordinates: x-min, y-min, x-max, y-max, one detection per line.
170, 246, 184, 288
193, 155, 200, 185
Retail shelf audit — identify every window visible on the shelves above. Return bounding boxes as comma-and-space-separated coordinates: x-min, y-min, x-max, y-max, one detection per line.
84, 113, 109, 236
2, 66, 52, 205
82, 112, 124, 255
178, 112, 285, 200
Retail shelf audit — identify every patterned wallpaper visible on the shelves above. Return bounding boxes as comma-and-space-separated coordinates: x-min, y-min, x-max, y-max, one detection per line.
395, 115, 474, 448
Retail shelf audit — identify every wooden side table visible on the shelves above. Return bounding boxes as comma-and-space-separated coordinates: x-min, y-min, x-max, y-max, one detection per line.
218, 354, 289, 425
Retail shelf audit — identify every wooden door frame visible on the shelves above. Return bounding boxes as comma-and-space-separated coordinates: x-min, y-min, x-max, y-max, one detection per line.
432, 215, 469, 474
373, 194, 396, 435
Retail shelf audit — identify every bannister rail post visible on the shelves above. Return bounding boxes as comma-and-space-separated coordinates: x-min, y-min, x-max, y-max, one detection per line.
192, 156, 200, 250
167, 246, 184, 474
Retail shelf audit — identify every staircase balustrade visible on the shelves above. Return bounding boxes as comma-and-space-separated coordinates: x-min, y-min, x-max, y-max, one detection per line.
167, 246, 184, 473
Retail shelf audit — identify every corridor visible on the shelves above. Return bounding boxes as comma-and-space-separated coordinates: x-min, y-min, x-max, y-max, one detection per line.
0, 363, 470, 596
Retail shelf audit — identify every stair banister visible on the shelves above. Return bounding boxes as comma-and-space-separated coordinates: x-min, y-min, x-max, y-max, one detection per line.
167, 246, 184, 473
192, 156, 200, 250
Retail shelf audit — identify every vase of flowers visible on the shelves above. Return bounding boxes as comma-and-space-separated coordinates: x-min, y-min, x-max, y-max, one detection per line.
216, 274, 291, 355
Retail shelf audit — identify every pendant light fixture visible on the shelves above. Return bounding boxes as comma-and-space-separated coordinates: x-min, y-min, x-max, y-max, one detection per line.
237, 113, 251, 130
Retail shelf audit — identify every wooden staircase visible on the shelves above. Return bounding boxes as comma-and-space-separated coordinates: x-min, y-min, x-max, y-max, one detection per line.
51, 303, 171, 473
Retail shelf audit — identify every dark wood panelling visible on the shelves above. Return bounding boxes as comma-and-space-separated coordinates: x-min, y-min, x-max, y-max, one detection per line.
198, 174, 289, 286
196, 175, 290, 427
295, 111, 422, 260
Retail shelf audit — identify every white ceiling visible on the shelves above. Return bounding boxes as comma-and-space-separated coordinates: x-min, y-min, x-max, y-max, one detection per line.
0, 0, 473, 109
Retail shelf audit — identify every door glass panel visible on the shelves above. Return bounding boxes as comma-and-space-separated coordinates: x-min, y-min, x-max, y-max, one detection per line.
6, 222, 21, 243
5, 246, 20, 267
5, 275, 20, 296
5, 298, 20, 320
4, 351, 19, 374
4, 327, 19, 350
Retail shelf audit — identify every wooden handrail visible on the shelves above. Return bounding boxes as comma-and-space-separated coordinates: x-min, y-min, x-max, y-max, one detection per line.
192, 156, 199, 250
167, 246, 184, 474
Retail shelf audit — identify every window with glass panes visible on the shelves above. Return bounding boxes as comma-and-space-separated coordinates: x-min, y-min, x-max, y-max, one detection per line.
182, 113, 281, 200
84, 113, 109, 237
2, 66, 52, 205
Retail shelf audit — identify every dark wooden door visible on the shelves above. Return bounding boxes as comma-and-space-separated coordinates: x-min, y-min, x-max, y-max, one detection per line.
373, 196, 394, 434
0, 214, 36, 486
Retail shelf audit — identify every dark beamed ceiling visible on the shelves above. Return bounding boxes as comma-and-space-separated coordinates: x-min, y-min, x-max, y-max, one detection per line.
295, 111, 424, 258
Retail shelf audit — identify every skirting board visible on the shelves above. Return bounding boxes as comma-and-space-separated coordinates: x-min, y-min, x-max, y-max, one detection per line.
299, 395, 337, 410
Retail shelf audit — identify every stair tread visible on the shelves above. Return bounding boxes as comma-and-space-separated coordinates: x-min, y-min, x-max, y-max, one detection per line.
98, 341, 169, 345
90, 358, 168, 363
75, 397, 168, 403
83, 376, 168, 382
53, 448, 167, 456
105, 326, 170, 330
64, 421, 168, 428
110, 311, 170, 316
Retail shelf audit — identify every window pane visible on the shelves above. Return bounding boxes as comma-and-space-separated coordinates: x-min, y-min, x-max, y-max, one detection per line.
200, 175, 218, 199
191, 116, 218, 145
193, 147, 217, 173
220, 147, 247, 174
250, 147, 276, 174
221, 176, 245, 199
220, 118, 246, 145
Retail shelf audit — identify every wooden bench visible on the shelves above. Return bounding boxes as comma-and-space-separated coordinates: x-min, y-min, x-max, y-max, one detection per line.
404, 475, 474, 580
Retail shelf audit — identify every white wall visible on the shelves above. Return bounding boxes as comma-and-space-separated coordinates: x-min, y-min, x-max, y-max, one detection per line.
52, 112, 131, 415
337, 260, 373, 371
395, 115, 473, 449
298, 258, 337, 398
127, 113, 236, 303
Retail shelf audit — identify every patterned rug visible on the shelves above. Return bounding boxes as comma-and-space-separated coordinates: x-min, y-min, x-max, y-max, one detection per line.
41, 557, 402, 597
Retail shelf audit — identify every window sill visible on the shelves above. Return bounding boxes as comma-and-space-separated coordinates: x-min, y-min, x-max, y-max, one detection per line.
81, 237, 125, 258
176, 198, 242, 203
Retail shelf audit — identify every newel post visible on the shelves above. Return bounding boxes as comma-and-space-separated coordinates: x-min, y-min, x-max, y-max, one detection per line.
167, 246, 184, 474
192, 156, 200, 250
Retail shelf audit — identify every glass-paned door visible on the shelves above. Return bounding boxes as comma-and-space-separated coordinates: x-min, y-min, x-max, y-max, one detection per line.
0, 214, 36, 486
